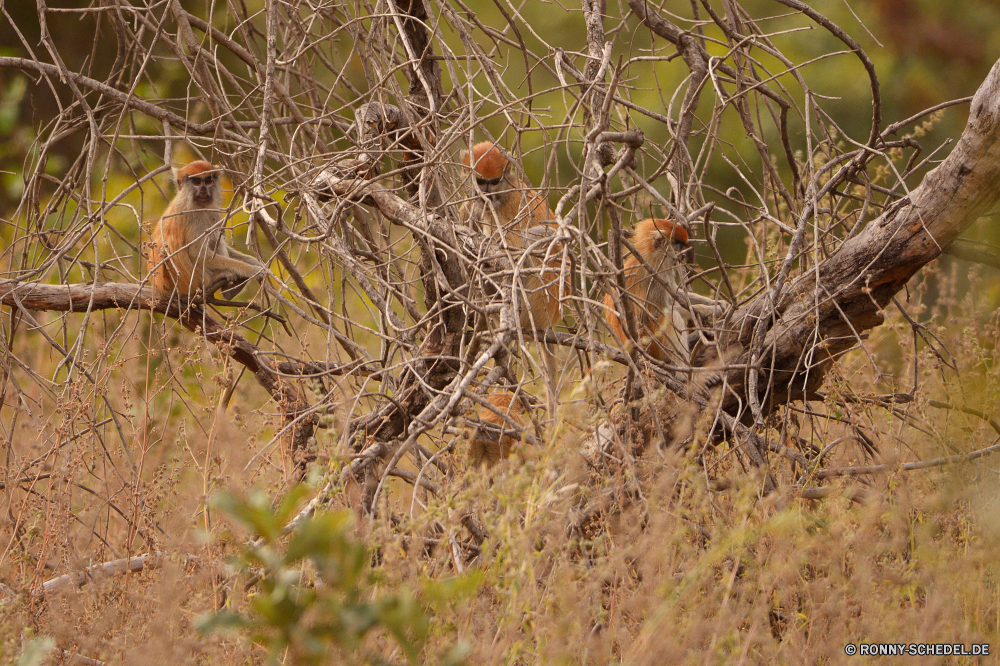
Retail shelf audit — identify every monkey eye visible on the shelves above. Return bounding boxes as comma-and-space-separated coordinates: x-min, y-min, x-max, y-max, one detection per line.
475, 175, 503, 188
188, 174, 215, 186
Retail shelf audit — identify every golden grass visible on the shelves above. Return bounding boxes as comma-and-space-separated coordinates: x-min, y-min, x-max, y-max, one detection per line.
1, 252, 1000, 665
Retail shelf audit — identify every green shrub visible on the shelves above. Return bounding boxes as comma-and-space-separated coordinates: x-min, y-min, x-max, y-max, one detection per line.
198, 487, 473, 665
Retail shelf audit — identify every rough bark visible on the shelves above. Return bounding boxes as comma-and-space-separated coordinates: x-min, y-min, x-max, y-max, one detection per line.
710, 57, 1000, 421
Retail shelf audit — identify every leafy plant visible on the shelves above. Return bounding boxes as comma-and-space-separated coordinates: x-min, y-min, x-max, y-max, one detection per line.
199, 487, 472, 665
15, 637, 54, 666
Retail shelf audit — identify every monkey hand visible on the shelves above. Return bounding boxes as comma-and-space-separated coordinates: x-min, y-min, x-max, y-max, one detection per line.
201, 272, 241, 300
201, 267, 259, 299
221, 278, 251, 300
224, 261, 279, 299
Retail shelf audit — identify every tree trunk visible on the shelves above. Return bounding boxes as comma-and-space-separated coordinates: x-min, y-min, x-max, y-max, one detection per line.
708, 57, 1000, 423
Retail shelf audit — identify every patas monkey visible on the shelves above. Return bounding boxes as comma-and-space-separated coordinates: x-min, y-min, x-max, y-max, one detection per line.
460, 141, 563, 332
468, 393, 530, 467
148, 160, 265, 299
461, 142, 567, 453
604, 218, 691, 363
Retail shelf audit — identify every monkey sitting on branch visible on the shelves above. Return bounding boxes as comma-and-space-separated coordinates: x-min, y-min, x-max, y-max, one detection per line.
603, 217, 693, 365
459, 142, 571, 463
460, 141, 566, 333
467, 392, 532, 468
148, 160, 267, 302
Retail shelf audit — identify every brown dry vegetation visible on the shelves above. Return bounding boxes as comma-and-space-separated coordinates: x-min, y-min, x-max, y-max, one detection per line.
3, 296, 1000, 665
2, 255, 999, 664
3, 0, 1000, 664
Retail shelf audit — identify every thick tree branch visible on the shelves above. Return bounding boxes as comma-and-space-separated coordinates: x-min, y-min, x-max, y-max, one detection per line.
0, 281, 317, 457
710, 57, 1000, 419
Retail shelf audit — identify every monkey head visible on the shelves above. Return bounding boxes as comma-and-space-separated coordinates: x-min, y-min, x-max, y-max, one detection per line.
461, 141, 519, 206
175, 160, 221, 208
632, 218, 690, 269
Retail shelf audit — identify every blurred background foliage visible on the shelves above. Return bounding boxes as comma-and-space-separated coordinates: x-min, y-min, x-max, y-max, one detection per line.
3, 0, 1000, 288
2, 0, 999, 201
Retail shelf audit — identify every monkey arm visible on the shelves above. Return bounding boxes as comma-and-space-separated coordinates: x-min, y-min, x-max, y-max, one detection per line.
603, 292, 629, 345
221, 245, 265, 270
688, 301, 726, 317
526, 189, 553, 224
200, 254, 265, 279
152, 220, 200, 295
206, 244, 270, 299
516, 225, 567, 331
198, 253, 266, 300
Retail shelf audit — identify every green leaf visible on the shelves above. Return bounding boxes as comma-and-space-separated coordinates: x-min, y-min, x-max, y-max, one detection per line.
195, 611, 251, 635
16, 637, 55, 666
440, 642, 472, 666
274, 484, 313, 525
211, 489, 282, 543
200, 486, 470, 663
284, 510, 353, 565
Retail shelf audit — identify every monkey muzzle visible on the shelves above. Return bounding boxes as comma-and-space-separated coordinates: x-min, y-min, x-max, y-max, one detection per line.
187, 174, 216, 205
651, 229, 689, 252
475, 175, 510, 207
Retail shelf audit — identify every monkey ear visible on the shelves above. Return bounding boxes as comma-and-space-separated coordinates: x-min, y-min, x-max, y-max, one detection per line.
170, 165, 181, 190
459, 149, 471, 166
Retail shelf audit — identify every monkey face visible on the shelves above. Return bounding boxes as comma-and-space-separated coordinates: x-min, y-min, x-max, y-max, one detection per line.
187, 172, 217, 206
473, 168, 515, 208
653, 235, 689, 253
650, 230, 687, 262
462, 142, 529, 216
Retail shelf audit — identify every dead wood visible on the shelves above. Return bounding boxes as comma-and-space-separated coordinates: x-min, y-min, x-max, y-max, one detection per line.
701, 57, 1000, 428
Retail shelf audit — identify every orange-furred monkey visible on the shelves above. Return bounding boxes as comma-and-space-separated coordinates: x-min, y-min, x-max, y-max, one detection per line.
604, 218, 691, 362
468, 393, 531, 467
148, 160, 264, 299
460, 141, 564, 332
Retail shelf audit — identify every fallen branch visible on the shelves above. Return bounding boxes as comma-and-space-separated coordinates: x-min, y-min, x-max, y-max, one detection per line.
42, 552, 161, 594
816, 440, 1000, 479
62, 651, 107, 666
928, 399, 1000, 436
798, 486, 878, 504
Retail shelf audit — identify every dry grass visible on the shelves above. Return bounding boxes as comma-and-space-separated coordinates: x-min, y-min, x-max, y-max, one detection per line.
2, 258, 999, 665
